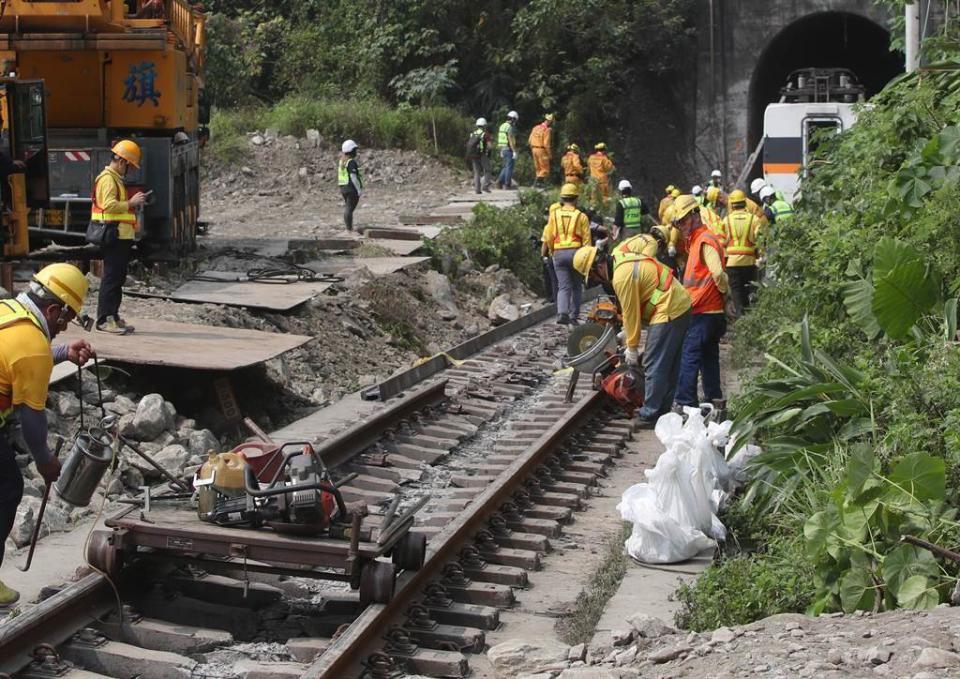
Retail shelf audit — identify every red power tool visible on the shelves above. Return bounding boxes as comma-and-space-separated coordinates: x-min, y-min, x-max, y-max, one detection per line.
594, 355, 645, 416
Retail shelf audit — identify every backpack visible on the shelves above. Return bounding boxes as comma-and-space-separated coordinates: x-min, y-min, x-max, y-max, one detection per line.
465, 132, 481, 160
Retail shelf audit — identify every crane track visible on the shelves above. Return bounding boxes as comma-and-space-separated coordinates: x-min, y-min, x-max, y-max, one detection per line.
0, 309, 634, 679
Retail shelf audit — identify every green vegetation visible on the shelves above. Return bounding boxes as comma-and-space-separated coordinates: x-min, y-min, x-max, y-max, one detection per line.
557, 523, 633, 645
423, 189, 554, 292
677, 61, 960, 627
203, 0, 696, 153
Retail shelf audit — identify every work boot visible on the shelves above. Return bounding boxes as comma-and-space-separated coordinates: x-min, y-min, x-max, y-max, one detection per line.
0, 580, 20, 607
495, 180, 503, 190
556, 313, 570, 325
97, 316, 133, 335
635, 415, 657, 430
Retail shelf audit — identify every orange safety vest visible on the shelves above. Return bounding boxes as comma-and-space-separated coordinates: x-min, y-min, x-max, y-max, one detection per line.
91, 169, 137, 225
528, 123, 550, 149
551, 206, 587, 250
682, 227, 725, 314
723, 211, 757, 257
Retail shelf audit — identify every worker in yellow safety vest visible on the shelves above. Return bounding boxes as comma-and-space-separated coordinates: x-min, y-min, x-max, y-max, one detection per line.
91, 139, 149, 335
541, 183, 591, 324
0, 264, 95, 605
572, 240, 691, 429
613, 180, 649, 240
722, 189, 764, 315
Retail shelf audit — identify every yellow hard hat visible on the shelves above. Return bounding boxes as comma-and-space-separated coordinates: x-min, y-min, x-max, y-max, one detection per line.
111, 139, 141, 169
706, 186, 722, 203
567, 143, 579, 153
671, 188, 681, 198
573, 246, 598, 279
594, 142, 606, 151
560, 182, 580, 199
665, 185, 676, 194
729, 189, 747, 204
671, 195, 700, 223
650, 225, 668, 242
33, 263, 88, 314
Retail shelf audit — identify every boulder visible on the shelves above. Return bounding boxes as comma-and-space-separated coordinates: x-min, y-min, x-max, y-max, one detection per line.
251, 135, 265, 146
423, 270, 458, 315
11, 497, 44, 547
305, 129, 321, 148
129, 394, 174, 441
264, 128, 279, 141
54, 391, 81, 418
627, 613, 676, 639
487, 640, 570, 674
153, 444, 191, 475
710, 627, 735, 644
488, 294, 519, 325
105, 394, 137, 416
120, 466, 145, 490
914, 648, 960, 669
187, 429, 220, 457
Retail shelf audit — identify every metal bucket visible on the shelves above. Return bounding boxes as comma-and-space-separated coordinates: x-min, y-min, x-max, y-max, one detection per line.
563, 325, 618, 373
54, 427, 114, 507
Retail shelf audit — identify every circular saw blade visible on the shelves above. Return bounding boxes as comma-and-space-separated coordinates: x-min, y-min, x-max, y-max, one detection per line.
567, 323, 607, 357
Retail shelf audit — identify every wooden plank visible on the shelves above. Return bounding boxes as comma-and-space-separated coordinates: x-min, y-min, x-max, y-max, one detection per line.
60, 319, 311, 371
168, 275, 332, 310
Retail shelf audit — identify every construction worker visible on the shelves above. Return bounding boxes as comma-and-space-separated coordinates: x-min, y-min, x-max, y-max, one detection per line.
614, 180, 648, 240
560, 144, 584, 185
692, 185, 705, 206
749, 177, 767, 201
541, 183, 590, 324
467, 118, 493, 194
338, 139, 363, 232
759, 185, 794, 224
528, 114, 554, 187
705, 186, 725, 217
572, 240, 691, 429
700, 200, 726, 243
587, 143, 615, 202
722, 189, 763, 314
0, 264, 95, 605
658, 185, 677, 223
708, 169, 723, 190
92, 139, 148, 335
496, 111, 519, 190
673, 195, 729, 410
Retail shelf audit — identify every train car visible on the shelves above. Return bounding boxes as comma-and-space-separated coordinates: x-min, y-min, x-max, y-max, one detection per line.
762, 69, 865, 201
0, 0, 207, 259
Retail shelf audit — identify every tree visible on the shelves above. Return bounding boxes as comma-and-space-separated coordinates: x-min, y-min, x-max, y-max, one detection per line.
390, 60, 459, 154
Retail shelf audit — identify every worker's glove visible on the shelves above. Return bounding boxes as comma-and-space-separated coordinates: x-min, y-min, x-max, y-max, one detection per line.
668, 245, 677, 257
624, 347, 639, 367
542, 256, 551, 263
37, 458, 61, 485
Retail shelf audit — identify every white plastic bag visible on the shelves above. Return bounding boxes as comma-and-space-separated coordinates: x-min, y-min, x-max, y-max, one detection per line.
617, 482, 715, 563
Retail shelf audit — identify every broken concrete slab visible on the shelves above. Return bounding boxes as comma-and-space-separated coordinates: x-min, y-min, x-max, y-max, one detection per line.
305, 256, 430, 276
167, 276, 332, 310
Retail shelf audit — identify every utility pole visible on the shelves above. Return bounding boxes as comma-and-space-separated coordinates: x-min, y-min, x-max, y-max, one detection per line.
905, 2, 920, 72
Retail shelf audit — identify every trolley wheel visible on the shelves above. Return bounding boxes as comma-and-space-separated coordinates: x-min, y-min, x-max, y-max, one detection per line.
86, 530, 123, 578
391, 531, 426, 571
359, 560, 396, 605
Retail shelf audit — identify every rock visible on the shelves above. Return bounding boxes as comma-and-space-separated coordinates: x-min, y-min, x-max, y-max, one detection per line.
559, 669, 639, 679
628, 613, 676, 639
305, 129, 321, 147
54, 391, 81, 418
129, 394, 174, 441
298, 167, 309, 179
611, 628, 634, 646
488, 293, 519, 325
120, 466, 144, 490
251, 135, 265, 146
11, 497, 43, 547
827, 648, 844, 665
865, 647, 892, 665
423, 270, 458, 315
153, 444, 191, 474
485, 264, 501, 273
105, 394, 137, 416
711, 627, 736, 644
648, 644, 691, 664
487, 640, 570, 674
568, 644, 586, 662
614, 647, 637, 666
187, 429, 220, 457
41, 504, 70, 532
106, 478, 123, 496
914, 647, 960, 668
264, 128, 279, 141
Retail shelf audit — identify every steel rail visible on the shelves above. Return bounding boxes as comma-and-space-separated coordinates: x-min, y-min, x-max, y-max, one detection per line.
303, 388, 606, 678
0, 573, 114, 674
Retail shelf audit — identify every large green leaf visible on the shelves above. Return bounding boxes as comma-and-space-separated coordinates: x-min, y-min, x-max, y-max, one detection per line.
895, 574, 940, 610
872, 259, 942, 339
838, 417, 875, 441
882, 544, 939, 593
873, 237, 923, 281
824, 399, 869, 417
946, 298, 958, 342
888, 453, 946, 502
839, 566, 876, 613
841, 278, 882, 340
845, 445, 875, 497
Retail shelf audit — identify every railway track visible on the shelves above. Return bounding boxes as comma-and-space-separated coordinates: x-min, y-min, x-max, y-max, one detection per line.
0, 308, 635, 679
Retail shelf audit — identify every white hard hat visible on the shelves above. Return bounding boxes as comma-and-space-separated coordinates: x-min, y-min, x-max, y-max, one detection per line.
617, 179, 632, 192
759, 185, 776, 201
476, 117, 487, 127
711, 169, 722, 178
507, 110, 518, 120
692, 185, 703, 195
341, 139, 358, 154
750, 178, 767, 195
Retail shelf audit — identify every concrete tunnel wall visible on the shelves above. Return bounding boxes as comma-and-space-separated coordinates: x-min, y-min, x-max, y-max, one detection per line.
690, 0, 901, 189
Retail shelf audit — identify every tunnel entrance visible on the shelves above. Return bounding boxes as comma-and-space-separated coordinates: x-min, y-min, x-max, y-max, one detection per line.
747, 11, 903, 151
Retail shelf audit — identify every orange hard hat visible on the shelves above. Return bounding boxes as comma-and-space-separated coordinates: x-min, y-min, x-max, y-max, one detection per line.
111, 139, 141, 169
